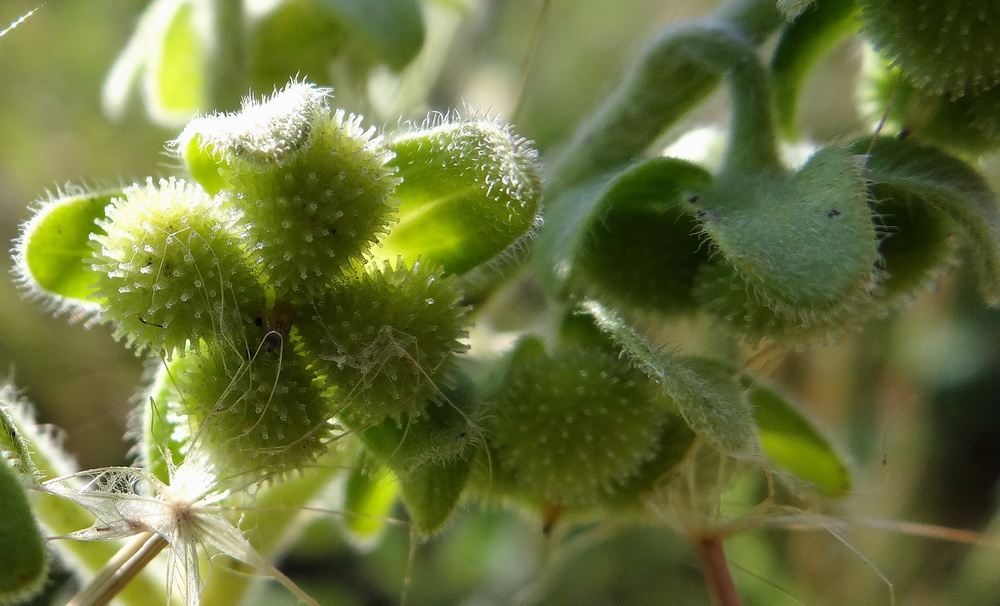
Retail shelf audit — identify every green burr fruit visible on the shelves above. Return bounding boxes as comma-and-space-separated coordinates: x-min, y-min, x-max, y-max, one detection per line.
300, 258, 469, 424
860, 0, 1000, 96
485, 339, 672, 508
179, 82, 399, 297
164, 341, 332, 482
91, 177, 265, 355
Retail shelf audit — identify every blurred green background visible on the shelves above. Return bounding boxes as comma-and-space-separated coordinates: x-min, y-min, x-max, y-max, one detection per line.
2, 1, 999, 605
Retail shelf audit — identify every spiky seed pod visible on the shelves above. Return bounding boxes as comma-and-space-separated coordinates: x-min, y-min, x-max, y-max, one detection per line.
299, 258, 469, 424
179, 82, 399, 298
860, 0, 1000, 96
485, 340, 672, 508
168, 343, 333, 482
90, 178, 264, 356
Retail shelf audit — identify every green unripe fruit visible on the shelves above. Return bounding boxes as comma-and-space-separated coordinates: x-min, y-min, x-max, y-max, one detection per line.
866, 60, 1000, 153
180, 82, 399, 297
860, 0, 1000, 96
91, 177, 264, 355
0, 457, 48, 605
300, 258, 469, 424
166, 343, 332, 481
485, 340, 672, 508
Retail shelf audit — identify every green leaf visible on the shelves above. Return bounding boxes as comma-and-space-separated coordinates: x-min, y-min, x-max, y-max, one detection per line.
317, 0, 425, 70
178, 133, 229, 195
13, 187, 117, 319
536, 157, 714, 314
395, 454, 472, 535
770, 0, 860, 138
581, 300, 758, 456
342, 462, 399, 549
850, 137, 1000, 305
0, 458, 48, 604
376, 117, 541, 275
750, 383, 852, 497
691, 145, 879, 339
145, 0, 206, 125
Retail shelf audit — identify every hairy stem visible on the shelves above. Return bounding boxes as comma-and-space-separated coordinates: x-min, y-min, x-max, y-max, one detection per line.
545, 0, 782, 196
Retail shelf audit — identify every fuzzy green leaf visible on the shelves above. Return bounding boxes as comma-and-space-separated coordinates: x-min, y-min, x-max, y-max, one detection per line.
771, 0, 860, 138
396, 454, 472, 535
377, 118, 541, 275
317, 0, 424, 70
690, 145, 879, 340
851, 137, 1000, 305
1, 388, 170, 606
750, 383, 852, 497
537, 157, 713, 314
581, 301, 757, 456
695, 146, 877, 311
13, 188, 117, 318
0, 458, 48, 604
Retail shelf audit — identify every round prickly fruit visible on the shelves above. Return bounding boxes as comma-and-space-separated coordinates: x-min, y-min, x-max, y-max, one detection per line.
91, 177, 264, 355
180, 82, 399, 298
485, 340, 672, 508
860, 0, 1000, 96
169, 342, 332, 482
299, 258, 469, 424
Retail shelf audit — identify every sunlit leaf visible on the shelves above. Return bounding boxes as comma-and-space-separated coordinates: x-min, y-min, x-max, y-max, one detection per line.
750, 383, 852, 497
13, 187, 117, 320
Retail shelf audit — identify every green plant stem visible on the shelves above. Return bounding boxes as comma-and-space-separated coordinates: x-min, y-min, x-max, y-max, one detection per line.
694, 535, 744, 606
66, 533, 168, 606
719, 54, 783, 178
545, 0, 782, 197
